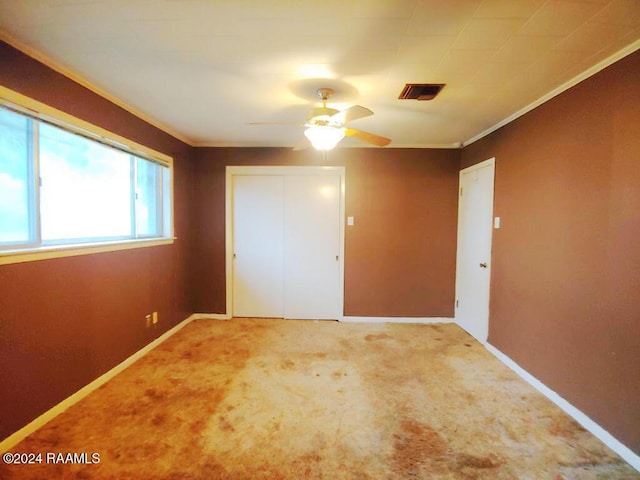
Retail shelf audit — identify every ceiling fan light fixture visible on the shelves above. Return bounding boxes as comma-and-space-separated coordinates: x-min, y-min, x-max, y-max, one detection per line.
304, 125, 345, 151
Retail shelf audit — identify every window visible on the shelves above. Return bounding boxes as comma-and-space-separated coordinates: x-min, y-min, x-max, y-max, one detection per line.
0, 108, 34, 245
0, 103, 173, 258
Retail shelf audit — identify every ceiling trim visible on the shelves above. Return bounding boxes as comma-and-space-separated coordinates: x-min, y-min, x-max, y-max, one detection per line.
0, 31, 195, 146
376, 143, 461, 149
192, 142, 462, 149
463, 38, 640, 147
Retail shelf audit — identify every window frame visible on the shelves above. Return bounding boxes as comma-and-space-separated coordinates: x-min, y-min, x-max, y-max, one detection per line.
0, 86, 175, 266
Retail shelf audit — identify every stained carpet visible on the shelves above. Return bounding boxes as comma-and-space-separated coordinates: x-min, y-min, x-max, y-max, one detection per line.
1, 318, 638, 479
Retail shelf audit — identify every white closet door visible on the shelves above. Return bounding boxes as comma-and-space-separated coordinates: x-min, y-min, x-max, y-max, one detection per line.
232, 175, 284, 318
283, 175, 341, 320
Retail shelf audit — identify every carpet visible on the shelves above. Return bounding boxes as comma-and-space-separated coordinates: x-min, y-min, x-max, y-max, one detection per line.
1, 318, 637, 479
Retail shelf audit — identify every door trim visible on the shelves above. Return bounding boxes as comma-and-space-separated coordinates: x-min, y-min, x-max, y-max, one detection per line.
459, 157, 495, 175
454, 157, 495, 342
225, 165, 346, 320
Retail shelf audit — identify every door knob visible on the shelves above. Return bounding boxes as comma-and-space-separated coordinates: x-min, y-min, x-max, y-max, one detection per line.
479, 262, 487, 268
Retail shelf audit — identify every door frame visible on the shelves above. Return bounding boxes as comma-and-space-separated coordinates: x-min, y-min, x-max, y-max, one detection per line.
454, 157, 495, 343
225, 165, 346, 320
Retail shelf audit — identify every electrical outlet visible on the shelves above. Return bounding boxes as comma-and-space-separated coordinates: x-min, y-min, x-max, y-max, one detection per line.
152, 312, 158, 325
145, 314, 152, 328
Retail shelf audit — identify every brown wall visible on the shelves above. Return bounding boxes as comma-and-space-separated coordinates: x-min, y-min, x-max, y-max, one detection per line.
0, 41, 195, 439
192, 147, 460, 317
461, 50, 640, 454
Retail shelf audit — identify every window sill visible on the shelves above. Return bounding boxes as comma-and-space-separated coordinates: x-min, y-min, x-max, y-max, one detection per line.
0, 237, 176, 266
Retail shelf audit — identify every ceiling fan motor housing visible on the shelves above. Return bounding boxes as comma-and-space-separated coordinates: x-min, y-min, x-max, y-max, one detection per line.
308, 107, 341, 126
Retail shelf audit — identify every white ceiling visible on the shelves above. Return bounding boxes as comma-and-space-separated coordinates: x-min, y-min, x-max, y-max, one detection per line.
1, 0, 639, 148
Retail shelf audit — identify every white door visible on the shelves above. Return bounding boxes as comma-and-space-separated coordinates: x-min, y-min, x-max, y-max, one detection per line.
284, 175, 341, 320
231, 171, 342, 320
232, 175, 284, 318
455, 158, 495, 342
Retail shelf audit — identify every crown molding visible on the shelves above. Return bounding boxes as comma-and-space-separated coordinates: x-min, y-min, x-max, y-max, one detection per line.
463, 38, 640, 147
192, 142, 462, 149
384, 142, 462, 149
1, 32, 195, 146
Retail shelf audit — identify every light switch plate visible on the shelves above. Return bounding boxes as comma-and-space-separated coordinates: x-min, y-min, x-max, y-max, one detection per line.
347, 216, 354, 226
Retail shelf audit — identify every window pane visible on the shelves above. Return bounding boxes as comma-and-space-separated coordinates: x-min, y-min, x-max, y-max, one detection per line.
0, 108, 31, 244
135, 158, 159, 237
39, 123, 132, 241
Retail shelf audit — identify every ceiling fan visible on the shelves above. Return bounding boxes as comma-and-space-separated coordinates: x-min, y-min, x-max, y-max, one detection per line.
251, 88, 391, 151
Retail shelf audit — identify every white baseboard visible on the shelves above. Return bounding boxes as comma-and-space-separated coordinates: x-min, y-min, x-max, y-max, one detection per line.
188, 314, 452, 324
485, 343, 640, 472
0, 315, 196, 453
188, 313, 231, 320
340, 316, 454, 324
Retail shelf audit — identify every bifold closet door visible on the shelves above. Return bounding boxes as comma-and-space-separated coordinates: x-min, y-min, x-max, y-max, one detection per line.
232, 175, 284, 318
284, 175, 341, 320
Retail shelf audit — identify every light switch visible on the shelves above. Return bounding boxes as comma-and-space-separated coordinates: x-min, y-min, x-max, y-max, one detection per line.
494, 217, 501, 229
347, 216, 354, 226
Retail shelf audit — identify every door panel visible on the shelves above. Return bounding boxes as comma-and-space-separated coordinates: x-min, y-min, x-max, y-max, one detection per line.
455, 160, 495, 342
284, 175, 341, 320
232, 175, 284, 318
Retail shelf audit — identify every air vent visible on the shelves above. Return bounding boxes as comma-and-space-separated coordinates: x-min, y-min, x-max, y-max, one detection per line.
398, 83, 445, 101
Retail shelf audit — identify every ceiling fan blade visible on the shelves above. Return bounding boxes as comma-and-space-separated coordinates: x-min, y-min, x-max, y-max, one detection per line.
330, 105, 373, 125
344, 128, 391, 147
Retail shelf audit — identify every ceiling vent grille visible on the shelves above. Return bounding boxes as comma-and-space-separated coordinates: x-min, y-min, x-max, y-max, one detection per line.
398, 83, 445, 101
